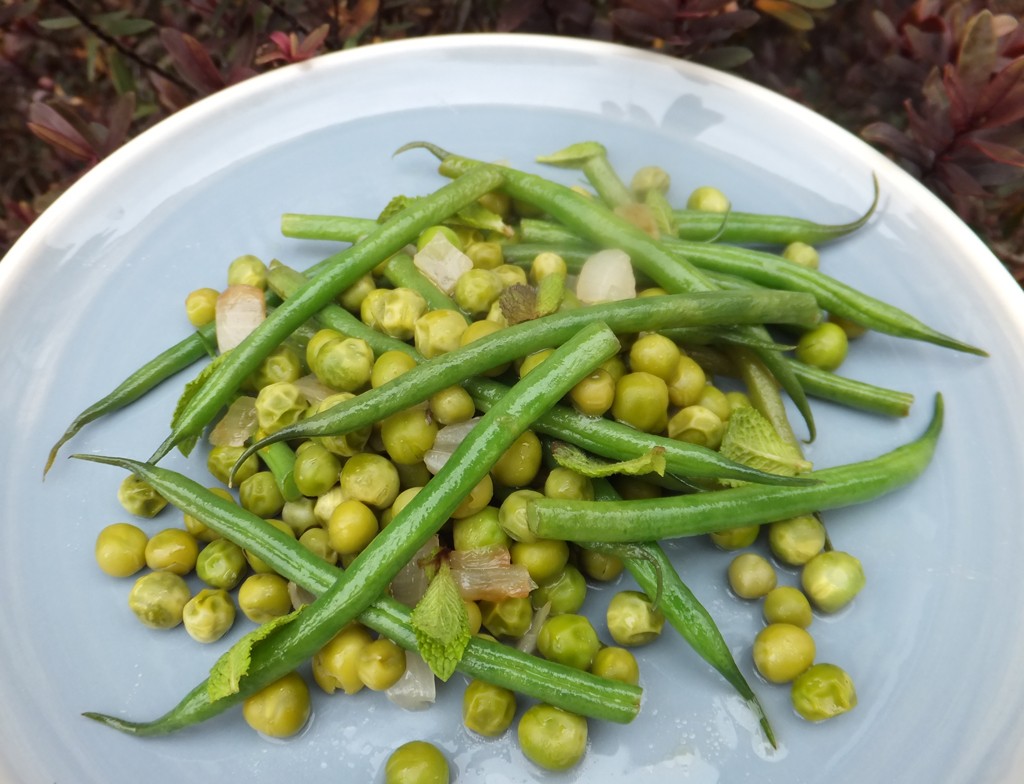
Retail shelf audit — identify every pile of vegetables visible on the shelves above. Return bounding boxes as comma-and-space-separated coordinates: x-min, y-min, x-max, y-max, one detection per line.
49, 141, 982, 779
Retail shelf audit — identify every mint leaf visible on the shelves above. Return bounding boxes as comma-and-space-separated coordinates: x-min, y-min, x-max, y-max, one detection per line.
409, 562, 470, 682
207, 607, 303, 702
718, 407, 813, 487
550, 441, 667, 478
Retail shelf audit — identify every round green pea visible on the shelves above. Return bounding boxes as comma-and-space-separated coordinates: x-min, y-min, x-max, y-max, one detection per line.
384, 740, 450, 784
292, 443, 342, 498
182, 588, 236, 643
517, 704, 587, 771
531, 565, 587, 615
95, 523, 148, 577
238, 470, 285, 519
791, 663, 857, 721
537, 614, 601, 671
795, 321, 849, 371
196, 538, 248, 590
116, 474, 168, 518
128, 570, 191, 629
607, 590, 664, 647
462, 679, 516, 738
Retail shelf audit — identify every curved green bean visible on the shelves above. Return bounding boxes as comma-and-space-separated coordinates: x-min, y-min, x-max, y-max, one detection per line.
527, 394, 943, 542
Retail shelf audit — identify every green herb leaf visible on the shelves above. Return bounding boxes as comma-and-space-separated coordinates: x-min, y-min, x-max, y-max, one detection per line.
207, 607, 303, 702
169, 352, 229, 456
718, 406, 813, 487
452, 202, 514, 237
536, 141, 606, 167
377, 194, 419, 224
550, 441, 667, 478
409, 562, 470, 682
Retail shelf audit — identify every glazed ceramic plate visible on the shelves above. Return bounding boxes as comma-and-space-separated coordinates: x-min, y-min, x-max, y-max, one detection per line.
2, 35, 1023, 784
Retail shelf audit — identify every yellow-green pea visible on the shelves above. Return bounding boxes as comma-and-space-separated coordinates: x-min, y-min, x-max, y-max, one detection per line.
95, 523, 148, 577
253, 381, 309, 436
144, 528, 199, 575
491, 430, 542, 488
417, 224, 461, 251
244, 518, 295, 574
247, 344, 302, 390
518, 348, 555, 379
827, 313, 869, 340
428, 386, 476, 425
568, 368, 616, 417
530, 251, 567, 283
543, 467, 594, 501
357, 637, 407, 691
207, 444, 259, 485
375, 288, 430, 340
498, 489, 543, 543
782, 241, 820, 269
459, 318, 509, 376
451, 474, 493, 519
185, 287, 218, 327
709, 524, 760, 551
611, 372, 669, 434
463, 678, 517, 737
492, 263, 528, 290
381, 408, 438, 465
791, 663, 857, 721
578, 547, 624, 582
611, 475, 662, 500
600, 355, 627, 384
282, 497, 319, 536
327, 499, 379, 555
801, 551, 866, 613
414, 309, 468, 359
183, 486, 233, 543
628, 333, 681, 381
452, 507, 510, 551
764, 586, 814, 628
464, 599, 482, 635
242, 671, 311, 739
606, 590, 665, 647
531, 565, 587, 615
752, 623, 816, 684
340, 453, 400, 510
726, 390, 752, 412
117, 474, 168, 519
667, 405, 725, 449
384, 740, 450, 784
686, 185, 730, 212
454, 268, 503, 316
237, 573, 293, 623
537, 614, 601, 671
128, 570, 191, 629
314, 393, 372, 457
292, 444, 342, 498
696, 384, 732, 421
517, 705, 587, 772
338, 273, 375, 312
238, 470, 285, 519
591, 646, 640, 685
479, 596, 533, 639
728, 552, 777, 599
666, 354, 708, 408
510, 538, 570, 584
196, 538, 248, 590
466, 240, 504, 270
769, 515, 827, 566
371, 349, 419, 389
298, 526, 338, 564
227, 254, 267, 289
182, 588, 236, 643
795, 321, 849, 371
312, 623, 373, 695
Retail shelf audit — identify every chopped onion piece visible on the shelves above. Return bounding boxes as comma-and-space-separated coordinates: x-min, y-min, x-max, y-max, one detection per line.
575, 248, 636, 304
293, 373, 336, 406
287, 581, 316, 610
423, 417, 482, 474
389, 535, 439, 606
208, 396, 257, 447
386, 651, 436, 711
517, 601, 552, 654
215, 284, 266, 353
449, 546, 536, 601
412, 231, 473, 295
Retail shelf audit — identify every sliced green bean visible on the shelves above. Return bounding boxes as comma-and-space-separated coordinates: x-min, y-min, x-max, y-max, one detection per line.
528, 394, 943, 542
78, 321, 620, 735
151, 166, 506, 464
401, 141, 817, 441
281, 213, 375, 242
257, 441, 302, 503
74, 455, 641, 726
236, 289, 821, 470
381, 252, 465, 315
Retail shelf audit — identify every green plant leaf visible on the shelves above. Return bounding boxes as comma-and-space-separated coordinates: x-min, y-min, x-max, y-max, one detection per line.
38, 16, 80, 30
409, 562, 470, 682
718, 406, 812, 487
207, 607, 303, 702
550, 441, 666, 478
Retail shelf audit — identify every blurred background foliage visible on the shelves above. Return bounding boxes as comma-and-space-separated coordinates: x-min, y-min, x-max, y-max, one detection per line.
2, 0, 1022, 280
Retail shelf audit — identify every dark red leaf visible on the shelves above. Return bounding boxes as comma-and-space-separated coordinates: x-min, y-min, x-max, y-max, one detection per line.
942, 64, 971, 130
861, 121, 933, 169
26, 102, 95, 161
496, 0, 544, 31
976, 56, 1024, 127
160, 28, 225, 95
956, 10, 998, 99
906, 98, 953, 153
100, 92, 136, 157
934, 160, 989, 197
296, 24, 330, 59
966, 138, 1024, 168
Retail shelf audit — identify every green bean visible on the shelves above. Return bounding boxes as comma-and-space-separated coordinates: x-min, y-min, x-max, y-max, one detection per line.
527, 394, 943, 542
728, 346, 803, 451
670, 177, 878, 245
77, 322, 620, 735
256, 441, 302, 503
585, 479, 775, 746
281, 213, 375, 242
235, 289, 821, 471
74, 455, 641, 727
400, 141, 817, 441
269, 263, 811, 488
150, 166, 506, 464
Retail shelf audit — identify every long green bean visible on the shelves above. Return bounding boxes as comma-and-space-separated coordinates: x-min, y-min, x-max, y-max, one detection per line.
528, 394, 943, 542
79, 321, 620, 735
75, 455, 642, 727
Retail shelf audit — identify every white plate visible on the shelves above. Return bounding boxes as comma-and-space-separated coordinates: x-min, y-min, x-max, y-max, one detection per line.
3, 34, 1024, 784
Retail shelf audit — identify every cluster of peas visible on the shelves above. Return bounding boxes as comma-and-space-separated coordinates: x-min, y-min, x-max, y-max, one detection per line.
90, 179, 869, 780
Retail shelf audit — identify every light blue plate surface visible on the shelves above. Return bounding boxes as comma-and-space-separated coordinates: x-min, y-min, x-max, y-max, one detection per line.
2, 34, 1023, 783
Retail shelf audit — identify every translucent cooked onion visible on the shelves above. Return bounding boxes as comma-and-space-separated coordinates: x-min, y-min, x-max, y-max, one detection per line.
412, 231, 473, 295
293, 373, 336, 406
389, 535, 439, 606
575, 248, 636, 304
517, 601, 552, 654
423, 417, 482, 474
208, 396, 257, 447
215, 284, 266, 353
386, 651, 436, 711
448, 546, 536, 601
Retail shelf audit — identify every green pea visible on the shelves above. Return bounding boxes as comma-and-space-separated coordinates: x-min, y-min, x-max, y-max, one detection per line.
578, 547, 624, 582
763, 586, 814, 628
298, 526, 338, 565
95, 523, 148, 577
492, 263, 528, 290
543, 467, 594, 501
185, 287, 218, 328
510, 538, 570, 584
242, 671, 311, 739
237, 572, 292, 623
529, 251, 567, 283
517, 704, 588, 771
801, 551, 865, 613
612, 372, 669, 434
128, 570, 191, 629
696, 385, 732, 422
606, 590, 664, 647
628, 333, 681, 381
428, 386, 476, 426
384, 740, 450, 784
327, 499, 379, 556
417, 224, 462, 251
281, 496, 319, 536
207, 445, 259, 486
462, 678, 516, 737
795, 321, 849, 371
686, 185, 730, 212
491, 429, 542, 488
768, 515, 826, 566
791, 663, 857, 721
498, 489, 544, 544
666, 354, 707, 408
238, 470, 285, 518
247, 344, 302, 390
752, 623, 816, 684
357, 637, 407, 691
465, 240, 504, 270
568, 368, 616, 417
454, 268, 503, 316
452, 506, 510, 552
590, 646, 640, 685
368, 288, 429, 341
531, 565, 587, 615
782, 241, 820, 270
144, 528, 199, 575
727, 552, 777, 599
227, 254, 267, 289
518, 349, 555, 379
196, 538, 248, 590
537, 614, 601, 671
340, 453, 400, 510
314, 392, 371, 457
414, 309, 468, 359
371, 349, 419, 389
182, 588, 236, 644
338, 273, 375, 312
310, 334, 374, 393
312, 623, 373, 695
479, 596, 534, 639
667, 405, 725, 450
116, 474, 168, 518
709, 524, 760, 550
254, 381, 308, 436
292, 443, 342, 498
381, 408, 438, 466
